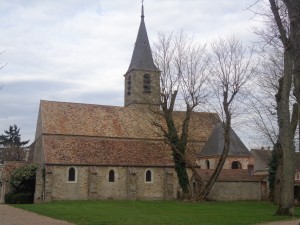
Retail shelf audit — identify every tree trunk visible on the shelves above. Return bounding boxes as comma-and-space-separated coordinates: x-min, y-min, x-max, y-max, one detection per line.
274, 143, 282, 205
198, 122, 231, 200
288, 0, 300, 174
162, 107, 191, 197
198, 91, 232, 200
275, 51, 295, 216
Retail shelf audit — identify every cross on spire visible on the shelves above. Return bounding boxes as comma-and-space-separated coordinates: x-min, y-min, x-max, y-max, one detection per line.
141, 0, 144, 18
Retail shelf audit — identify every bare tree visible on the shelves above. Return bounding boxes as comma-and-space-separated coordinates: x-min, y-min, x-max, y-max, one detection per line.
152, 31, 210, 198
250, 47, 282, 145
266, 0, 300, 215
248, 43, 283, 202
198, 36, 255, 200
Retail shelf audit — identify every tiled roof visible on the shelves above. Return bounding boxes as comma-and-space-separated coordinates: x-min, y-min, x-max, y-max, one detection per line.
198, 124, 251, 157
37, 100, 218, 166
43, 136, 172, 166
197, 169, 265, 182
43, 135, 205, 166
38, 100, 219, 141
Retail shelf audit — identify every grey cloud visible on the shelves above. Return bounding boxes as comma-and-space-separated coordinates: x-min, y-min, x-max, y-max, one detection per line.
0, 0, 260, 148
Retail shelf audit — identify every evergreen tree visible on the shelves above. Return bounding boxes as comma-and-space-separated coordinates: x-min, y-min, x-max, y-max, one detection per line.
0, 125, 30, 163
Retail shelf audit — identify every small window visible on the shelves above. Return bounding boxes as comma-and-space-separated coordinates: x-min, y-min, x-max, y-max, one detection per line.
143, 74, 151, 93
109, 170, 115, 182
68, 167, 76, 182
205, 160, 210, 169
145, 170, 152, 182
232, 161, 242, 169
127, 75, 131, 96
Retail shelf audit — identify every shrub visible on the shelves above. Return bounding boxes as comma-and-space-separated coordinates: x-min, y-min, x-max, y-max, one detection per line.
5, 192, 32, 204
4, 192, 14, 204
10, 163, 37, 193
11, 192, 32, 204
6, 163, 37, 204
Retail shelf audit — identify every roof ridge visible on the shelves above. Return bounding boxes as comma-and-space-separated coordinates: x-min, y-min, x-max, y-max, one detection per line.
40, 100, 123, 109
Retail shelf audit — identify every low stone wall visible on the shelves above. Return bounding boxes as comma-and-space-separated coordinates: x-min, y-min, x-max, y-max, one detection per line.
207, 181, 264, 201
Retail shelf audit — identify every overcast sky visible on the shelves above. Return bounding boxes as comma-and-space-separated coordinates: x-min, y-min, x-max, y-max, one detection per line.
0, 0, 263, 148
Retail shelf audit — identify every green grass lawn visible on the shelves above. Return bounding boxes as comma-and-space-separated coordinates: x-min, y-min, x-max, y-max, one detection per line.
14, 200, 300, 225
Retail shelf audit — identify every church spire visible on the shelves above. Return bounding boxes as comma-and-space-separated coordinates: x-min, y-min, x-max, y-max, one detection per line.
124, 3, 160, 108
126, 3, 158, 73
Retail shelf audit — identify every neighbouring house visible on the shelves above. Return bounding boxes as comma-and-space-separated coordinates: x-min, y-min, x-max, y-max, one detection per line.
251, 148, 300, 181
250, 148, 300, 200
250, 147, 272, 176
26, 5, 266, 202
197, 124, 254, 170
195, 125, 267, 201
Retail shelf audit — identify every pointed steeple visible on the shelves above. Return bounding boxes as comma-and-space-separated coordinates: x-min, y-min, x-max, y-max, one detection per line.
127, 3, 158, 73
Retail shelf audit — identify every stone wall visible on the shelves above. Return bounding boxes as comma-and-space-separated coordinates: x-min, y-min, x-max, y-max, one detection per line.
124, 69, 160, 107
33, 136, 45, 203
207, 181, 264, 201
41, 166, 177, 201
35, 164, 266, 202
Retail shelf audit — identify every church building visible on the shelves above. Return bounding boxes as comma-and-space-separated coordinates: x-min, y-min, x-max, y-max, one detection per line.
32, 5, 266, 202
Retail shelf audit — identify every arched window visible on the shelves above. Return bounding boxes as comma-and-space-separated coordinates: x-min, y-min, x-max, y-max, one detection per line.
145, 170, 152, 182
232, 161, 242, 169
127, 75, 131, 96
68, 167, 76, 182
205, 160, 210, 169
109, 170, 115, 182
143, 74, 151, 93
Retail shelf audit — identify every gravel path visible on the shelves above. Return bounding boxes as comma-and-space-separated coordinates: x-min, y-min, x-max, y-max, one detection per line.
257, 219, 300, 225
0, 204, 74, 225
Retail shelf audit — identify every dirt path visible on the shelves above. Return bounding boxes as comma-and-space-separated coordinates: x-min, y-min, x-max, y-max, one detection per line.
256, 219, 300, 225
0, 204, 74, 225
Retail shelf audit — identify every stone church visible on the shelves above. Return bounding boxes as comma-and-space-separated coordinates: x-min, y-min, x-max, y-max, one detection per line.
32, 5, 266, 203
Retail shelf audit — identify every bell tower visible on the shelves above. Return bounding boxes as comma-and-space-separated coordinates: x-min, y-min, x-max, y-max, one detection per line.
124, 3, 160, 108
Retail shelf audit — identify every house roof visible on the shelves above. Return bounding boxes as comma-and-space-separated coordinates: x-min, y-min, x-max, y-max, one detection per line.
126, 5, 158, 73
198, 124, 251, 157
0, 161, 28, 181
37, 100, 219, 166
